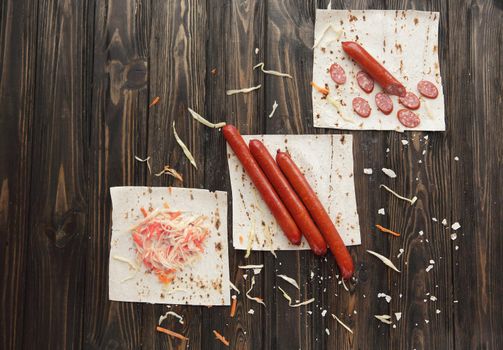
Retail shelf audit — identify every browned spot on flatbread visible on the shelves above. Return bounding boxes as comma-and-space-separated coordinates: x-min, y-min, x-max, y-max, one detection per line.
414, 17, 419, 25
349, 15, 358, 22
395, 43, 403, 53
215, 242, 222, 251
340, 135, 346, 144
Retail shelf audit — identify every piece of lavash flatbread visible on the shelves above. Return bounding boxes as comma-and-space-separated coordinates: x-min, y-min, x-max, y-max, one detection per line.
313, 10, 445, 131
228, 134, 361, 252
109, 186, 230, 305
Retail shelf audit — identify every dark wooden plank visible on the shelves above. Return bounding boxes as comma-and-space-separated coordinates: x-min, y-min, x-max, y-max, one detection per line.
83, 0, 150, 349
264, 2, 318, 350
202, 1, 248, 349
21, 0, 94, 348
216, 1, 267, 350
309, 2, 391, 350
144, 1, 208, 349
448, 1, 503, 349
380, 2, 454, 350
0, 1, 37, 349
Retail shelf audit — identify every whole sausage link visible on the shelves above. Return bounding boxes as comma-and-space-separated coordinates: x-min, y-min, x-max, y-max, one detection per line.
276, 151, 354, 279
222, 125, 302, 244
342, 41, 406, 97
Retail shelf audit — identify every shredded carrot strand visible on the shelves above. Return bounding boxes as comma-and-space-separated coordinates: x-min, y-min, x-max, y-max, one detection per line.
230, 297, 237, 317
149, 96, 160, 108
156, 326, 188, 341
213, 330, 230, 346
140, 207, 148, 218
375, 224, 401, 237
310, 81, 329, 96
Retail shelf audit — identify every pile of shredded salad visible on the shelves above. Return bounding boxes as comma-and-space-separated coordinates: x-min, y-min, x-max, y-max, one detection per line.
131, 209, 209, 284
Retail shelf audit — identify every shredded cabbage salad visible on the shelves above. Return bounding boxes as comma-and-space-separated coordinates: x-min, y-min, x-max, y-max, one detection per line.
131, 209, 209, 284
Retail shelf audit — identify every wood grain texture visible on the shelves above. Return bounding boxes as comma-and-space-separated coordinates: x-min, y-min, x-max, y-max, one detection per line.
265, 2, 316, 350
145, 0, 208, 349
21, 0, 93, 348
218, 1, 268, 350
448, 1, 503, 349
0, 1, 37, 349
0, 0, 502, 349
84, 1, 150, 349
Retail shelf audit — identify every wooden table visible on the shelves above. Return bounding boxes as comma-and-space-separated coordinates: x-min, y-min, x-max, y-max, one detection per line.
1, 1, 501, 349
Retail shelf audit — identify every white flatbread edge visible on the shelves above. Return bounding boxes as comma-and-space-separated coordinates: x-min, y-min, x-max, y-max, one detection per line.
227, 134, 361, 252
109, 186, 230, 306
312, 9, 445, 131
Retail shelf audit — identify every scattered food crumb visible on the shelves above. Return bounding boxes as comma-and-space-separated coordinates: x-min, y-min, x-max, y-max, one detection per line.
436, 309, 441, 314
441, 218, 447, 226
325, 328, 330, 335
425, 319, 430, 324
430, 296, 437, 301
432, 218, 438, 222
255, 48, 259, 54
378, 293, 392, 303
454, 156, 459, 161
321, 310, 327, 317
363, 168, 373, 175
378, 208, 386, 215
386, 148, 390, 153
397, 248, 404, 258
395, 312, 402, 321
451, 222, 461, 230
419, 230, 424, 236
248, 309, 255, 314
401, 140, 409, 145
426, 265, 434, 272
382, 168, 397, 178
451, 233, 458, 241
455, 245, 459, 250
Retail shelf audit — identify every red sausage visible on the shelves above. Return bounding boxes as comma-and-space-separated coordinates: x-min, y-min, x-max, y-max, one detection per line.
399, 92, 420, 110
329, 63, 346, 84
375, 92, 393, 115
352, 97, 371, 118
342, 41, 406, 97
249, 140, 328, 255
356, 71, 374, 93
417, 80, 439, 98
276, 151, 354, 280
397, 109, 421, 128
222, 125, 302, 245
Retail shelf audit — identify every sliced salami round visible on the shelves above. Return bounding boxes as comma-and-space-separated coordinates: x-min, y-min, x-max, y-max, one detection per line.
397, 109, 420, 128
417, 80, 439, 98
352, 97, 371, 118
356, 71, 374, 93
399, 92, 420, 110
329, 63, 346, 84
375, 92, 393, 115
